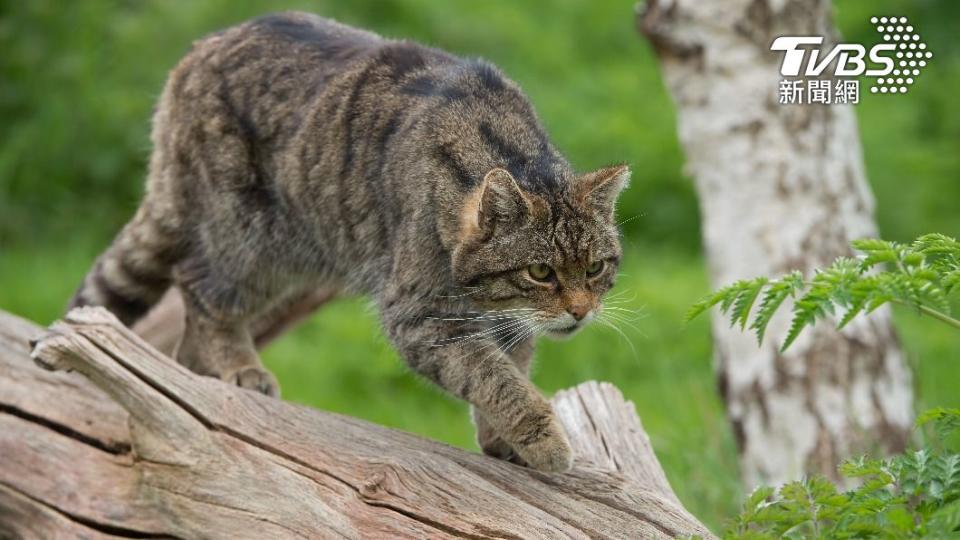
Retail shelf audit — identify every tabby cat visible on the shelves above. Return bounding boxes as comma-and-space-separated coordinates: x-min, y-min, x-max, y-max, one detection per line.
69, 12, 630, 472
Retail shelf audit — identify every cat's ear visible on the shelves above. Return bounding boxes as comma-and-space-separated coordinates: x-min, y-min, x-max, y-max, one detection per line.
572, 164, 631, 221
469, 168, 533, 238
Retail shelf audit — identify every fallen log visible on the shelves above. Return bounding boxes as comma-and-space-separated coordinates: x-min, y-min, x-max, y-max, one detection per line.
0, 306, 714, 539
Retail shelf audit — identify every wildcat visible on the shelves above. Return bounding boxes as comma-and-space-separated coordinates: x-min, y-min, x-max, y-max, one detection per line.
68, 12, 629, 472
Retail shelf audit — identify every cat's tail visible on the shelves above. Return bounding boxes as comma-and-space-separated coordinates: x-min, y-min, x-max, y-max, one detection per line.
67, 202, 182, 326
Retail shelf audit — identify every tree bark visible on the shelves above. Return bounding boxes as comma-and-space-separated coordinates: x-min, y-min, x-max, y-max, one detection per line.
637, 0, 914, 488
0, 307, 713, 539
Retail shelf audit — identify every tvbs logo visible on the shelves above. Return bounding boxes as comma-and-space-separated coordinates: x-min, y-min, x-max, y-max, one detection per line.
771, 16, 932, 104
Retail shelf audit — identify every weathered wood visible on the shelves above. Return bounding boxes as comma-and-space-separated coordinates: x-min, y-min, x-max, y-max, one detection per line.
0, 307, 713, 539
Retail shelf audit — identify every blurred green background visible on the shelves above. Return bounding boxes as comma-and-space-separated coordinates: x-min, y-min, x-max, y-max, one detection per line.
1, 0, 958, 532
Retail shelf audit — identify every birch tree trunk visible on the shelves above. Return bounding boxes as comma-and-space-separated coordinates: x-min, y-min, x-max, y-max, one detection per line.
638, 0, 914, 488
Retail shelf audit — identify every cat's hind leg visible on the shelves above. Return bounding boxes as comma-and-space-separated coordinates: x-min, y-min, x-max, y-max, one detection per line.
174, 273, 280, 397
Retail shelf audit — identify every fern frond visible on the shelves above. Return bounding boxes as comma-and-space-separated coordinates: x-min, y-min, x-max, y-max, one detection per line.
942, 269, 960, 299
917, 407, 960, 441
914, 233, 960, 257
730, 277, 768, 330
931, 454, 960, 502
689, 233, 960, 352
720, 280, 749, 313
838, 278, 876, 329
781, 279, 834, 351
853, 238, 901, 270
820, 257, 862, 306
928, 499, 960, 536
685, 286, 734, 323
852, 238, 896, 252
750, 272, 803, 344
728, 405, 960, 539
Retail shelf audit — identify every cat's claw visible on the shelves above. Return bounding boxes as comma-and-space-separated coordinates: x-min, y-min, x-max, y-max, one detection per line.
228, 365, 281, 398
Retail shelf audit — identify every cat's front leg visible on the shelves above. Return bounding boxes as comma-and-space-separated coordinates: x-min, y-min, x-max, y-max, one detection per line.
385, 312, 571, 472
472, 338, 536, 463
465, 365, 571, 472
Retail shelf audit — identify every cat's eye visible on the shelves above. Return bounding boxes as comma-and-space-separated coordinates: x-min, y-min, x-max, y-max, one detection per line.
528, 263, 554, 282
586, 260, 605, 277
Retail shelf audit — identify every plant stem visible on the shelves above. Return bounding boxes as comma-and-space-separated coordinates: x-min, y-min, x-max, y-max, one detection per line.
891, 300, 960, 331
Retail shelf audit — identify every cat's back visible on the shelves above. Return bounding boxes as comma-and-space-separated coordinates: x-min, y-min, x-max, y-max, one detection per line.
156, 13, 392, 143
183, 12, 384, 83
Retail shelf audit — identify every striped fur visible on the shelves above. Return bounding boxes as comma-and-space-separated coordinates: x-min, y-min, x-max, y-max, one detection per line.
68, 12, 630, 472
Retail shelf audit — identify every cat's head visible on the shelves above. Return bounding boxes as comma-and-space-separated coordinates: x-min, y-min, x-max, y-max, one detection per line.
451, 165, 629, 338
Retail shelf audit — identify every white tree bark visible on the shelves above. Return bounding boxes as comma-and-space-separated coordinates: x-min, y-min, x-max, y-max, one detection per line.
638, 0, 914, 488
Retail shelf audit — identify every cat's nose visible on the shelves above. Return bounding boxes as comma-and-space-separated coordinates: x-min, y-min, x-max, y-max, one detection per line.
567, 304, 591, 321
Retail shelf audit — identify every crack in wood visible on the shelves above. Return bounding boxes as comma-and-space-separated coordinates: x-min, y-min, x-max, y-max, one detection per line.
0, 403, 131, 455
0, 481, 178, 539
83, 332, 216, 430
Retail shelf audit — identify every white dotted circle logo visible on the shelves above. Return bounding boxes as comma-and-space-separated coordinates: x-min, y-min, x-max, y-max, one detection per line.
869, 16, 932, 94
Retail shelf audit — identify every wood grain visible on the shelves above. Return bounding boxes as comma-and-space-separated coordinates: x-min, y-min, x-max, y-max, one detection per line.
0, 307, 714, 539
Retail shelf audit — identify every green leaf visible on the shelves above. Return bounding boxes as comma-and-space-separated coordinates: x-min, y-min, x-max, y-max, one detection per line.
684, 288, 729, 322
942, 269, 960, 299
837, 278, 876, 329
750, 272, 803, 345
852, 238, 895, 252
917, 407, 960, 442
928, 499, 960, 535
720, 281, 748, 314
730, 277, 768, 330
687, 233, 960, 355
902, 252, 924, 267
781, 284, 834, 352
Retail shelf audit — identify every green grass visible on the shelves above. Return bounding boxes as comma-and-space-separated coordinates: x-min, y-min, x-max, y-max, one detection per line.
4, 0, 957, 248
4, 238, 958, 532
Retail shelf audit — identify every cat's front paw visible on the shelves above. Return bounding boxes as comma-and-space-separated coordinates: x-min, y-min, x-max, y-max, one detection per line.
513, 418, 573, 473
225, 365, 281, 397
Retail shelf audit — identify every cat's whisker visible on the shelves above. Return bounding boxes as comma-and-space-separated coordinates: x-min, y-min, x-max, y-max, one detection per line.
616, 213, 645, 227
437, 291, 482, 299
432, 312, 540, 345
427, 315, 520, 322
499, 321, 541, 354
600, 306, 648, 320
432, 316, 536, 347
602, 301, 641, 311
601, 301, 638, 309
596, 317, 639, 359
603, 289, 638, 303
605, 312, 640, 326
463, 320, 542, 381
604, 288, 630, 298
602, 309, 648, 335
598, 311, 644, 333
425, 308, 537, 323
